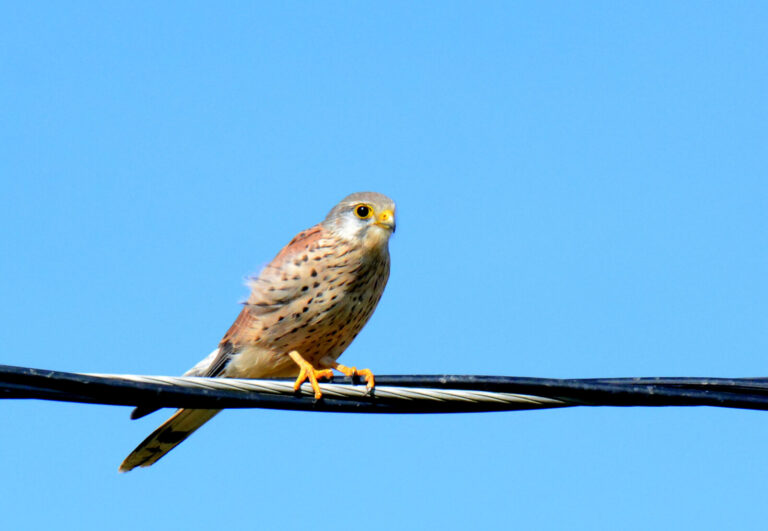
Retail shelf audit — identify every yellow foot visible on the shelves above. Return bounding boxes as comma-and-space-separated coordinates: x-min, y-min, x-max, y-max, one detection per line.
289, 351, 333, 399
333, 363, 375, 392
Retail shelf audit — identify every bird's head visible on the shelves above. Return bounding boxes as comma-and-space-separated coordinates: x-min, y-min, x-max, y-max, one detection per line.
323, 192, 396, 249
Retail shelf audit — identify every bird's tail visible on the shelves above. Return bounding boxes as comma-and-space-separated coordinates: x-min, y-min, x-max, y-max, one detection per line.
119, 408, 220, 472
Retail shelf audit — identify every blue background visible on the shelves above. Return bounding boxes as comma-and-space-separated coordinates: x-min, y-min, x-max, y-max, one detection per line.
2, 2, 767, 529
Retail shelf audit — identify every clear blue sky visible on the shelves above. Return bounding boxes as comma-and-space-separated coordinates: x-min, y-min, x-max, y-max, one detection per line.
2, 2, 767, 530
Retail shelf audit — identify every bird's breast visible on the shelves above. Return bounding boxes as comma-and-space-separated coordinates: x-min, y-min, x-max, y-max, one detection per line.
242, 245, 390, 373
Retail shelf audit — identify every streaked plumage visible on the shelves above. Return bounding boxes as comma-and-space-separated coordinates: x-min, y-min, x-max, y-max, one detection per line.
120, 192, 396, 471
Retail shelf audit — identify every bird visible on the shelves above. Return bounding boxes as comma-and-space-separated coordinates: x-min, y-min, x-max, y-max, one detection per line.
119, 192, 396, 472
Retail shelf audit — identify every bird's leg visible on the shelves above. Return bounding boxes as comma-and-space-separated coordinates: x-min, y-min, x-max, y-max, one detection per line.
330, 362, 375, 392
288, 351, 333, 399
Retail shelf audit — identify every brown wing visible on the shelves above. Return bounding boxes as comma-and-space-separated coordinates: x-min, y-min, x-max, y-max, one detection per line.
130, 226, 334, 417
244, 224, 328, 312
206, 225, 331, 373
218, 304, 257, 347
237, 224, 329, 311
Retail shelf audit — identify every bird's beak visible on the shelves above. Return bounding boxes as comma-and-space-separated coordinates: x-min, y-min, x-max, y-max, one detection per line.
375, 209, 396, 233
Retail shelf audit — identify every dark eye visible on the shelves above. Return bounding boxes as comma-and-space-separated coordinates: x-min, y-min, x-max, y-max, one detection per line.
354, 204, 372, 219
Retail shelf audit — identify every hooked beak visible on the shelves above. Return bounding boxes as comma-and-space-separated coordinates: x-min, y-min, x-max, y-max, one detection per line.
374, 209, 396, 233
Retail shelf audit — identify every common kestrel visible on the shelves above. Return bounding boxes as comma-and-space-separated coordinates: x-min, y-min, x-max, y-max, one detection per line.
120, 192, 396, 471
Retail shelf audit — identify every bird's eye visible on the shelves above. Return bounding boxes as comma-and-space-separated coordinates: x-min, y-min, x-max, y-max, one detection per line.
354, 204, 373, 219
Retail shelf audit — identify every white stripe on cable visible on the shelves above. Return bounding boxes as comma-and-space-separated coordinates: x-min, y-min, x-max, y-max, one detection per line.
87, 373, 570, 407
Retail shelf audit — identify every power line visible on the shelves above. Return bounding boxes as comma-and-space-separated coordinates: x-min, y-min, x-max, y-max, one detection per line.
3, 364, 768, 414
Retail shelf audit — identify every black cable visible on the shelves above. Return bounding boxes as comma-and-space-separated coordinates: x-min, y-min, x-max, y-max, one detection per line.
2, 364, 768, 414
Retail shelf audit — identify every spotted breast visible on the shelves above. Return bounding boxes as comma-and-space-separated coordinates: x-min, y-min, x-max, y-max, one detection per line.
221, 225, 391, 378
